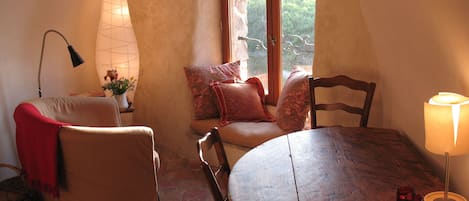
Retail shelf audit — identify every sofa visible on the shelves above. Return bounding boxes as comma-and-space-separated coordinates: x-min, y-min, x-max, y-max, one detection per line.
14, 96, 159, 201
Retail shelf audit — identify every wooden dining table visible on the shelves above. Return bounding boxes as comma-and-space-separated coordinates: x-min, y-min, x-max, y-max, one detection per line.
228, 127, 444, 201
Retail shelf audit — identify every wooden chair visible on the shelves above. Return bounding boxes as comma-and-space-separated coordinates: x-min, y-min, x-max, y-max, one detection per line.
309, 75, 376, 128
197, 127, 231, 201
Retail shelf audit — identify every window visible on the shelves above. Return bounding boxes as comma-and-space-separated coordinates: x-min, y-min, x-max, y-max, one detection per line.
222, 0, 316, 104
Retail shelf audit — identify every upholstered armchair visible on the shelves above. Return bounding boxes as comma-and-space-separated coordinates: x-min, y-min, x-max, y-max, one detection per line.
14, 96, 159, 201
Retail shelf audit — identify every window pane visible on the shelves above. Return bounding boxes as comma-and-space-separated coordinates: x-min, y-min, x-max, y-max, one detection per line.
246, 0, 268, 92
281, 0, 315, 84
231, 0, 268, 92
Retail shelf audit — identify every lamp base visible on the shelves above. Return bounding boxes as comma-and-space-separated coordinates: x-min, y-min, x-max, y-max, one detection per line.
424, 191, 467, 201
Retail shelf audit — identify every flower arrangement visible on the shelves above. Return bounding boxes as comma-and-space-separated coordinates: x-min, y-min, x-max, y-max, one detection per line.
102, 77, 137, 95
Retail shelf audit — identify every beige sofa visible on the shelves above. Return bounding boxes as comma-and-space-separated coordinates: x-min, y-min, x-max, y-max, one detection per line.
15, 97, 159, 201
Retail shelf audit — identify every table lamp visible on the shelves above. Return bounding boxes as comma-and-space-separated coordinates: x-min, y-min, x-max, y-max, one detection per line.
424, 92, 469, 201
37, 29, 84, 98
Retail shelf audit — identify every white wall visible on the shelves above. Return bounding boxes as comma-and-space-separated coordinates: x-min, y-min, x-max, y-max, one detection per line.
0, 0, 101, 180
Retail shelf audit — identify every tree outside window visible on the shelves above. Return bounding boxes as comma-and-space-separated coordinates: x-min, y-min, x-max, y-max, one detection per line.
225, 0, 316, 104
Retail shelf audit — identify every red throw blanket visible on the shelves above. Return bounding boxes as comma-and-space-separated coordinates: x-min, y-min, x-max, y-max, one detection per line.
14, 103, 70, 197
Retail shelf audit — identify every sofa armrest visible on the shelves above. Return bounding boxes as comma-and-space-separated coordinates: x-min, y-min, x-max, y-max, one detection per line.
58, 126, 158, 201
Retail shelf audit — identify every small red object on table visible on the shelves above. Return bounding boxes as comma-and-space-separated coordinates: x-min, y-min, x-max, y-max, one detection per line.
397, 187, 422, 201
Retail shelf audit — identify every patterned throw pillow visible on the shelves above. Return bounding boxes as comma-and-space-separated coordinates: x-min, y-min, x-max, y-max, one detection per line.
184, 61, 241, 119
276, 69, 311, 132
210, 77, 274, 126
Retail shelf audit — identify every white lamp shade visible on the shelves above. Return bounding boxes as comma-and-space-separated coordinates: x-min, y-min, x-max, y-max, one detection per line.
424, 92, 469, 156
96, 0, 139, 99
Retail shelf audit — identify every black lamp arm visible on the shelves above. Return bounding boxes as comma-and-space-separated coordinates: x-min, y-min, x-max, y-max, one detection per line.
37, 29, 83, 98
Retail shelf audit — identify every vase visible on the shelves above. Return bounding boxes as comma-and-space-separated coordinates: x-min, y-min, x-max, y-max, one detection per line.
114, 92, 129, 109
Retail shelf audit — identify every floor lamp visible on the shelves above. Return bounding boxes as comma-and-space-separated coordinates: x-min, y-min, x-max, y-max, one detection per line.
37, 29, 84, 98
424, 92, 469, 201
95, 0, 139, 100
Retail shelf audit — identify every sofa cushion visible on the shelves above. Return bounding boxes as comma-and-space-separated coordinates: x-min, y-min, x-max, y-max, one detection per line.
210, 77, 274, 125
276, 69, 311, 132
184, 61, 241, 120
191, 118, 286, 148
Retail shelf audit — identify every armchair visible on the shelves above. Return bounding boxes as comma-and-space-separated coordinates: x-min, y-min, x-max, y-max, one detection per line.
14, 96, 159, 201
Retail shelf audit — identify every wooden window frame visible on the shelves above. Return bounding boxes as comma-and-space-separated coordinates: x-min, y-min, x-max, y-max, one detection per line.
221, 0, 231, 63
221, 0, 282, 105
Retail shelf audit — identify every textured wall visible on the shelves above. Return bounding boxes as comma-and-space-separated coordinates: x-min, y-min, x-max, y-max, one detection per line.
128, 0, 222, 158
315, 0, 469, 197
3, 1, 468, 196
360, 0, 469, 197
0, 0, 101, 180
128, 0, 383, 157
313, 0, 382, 128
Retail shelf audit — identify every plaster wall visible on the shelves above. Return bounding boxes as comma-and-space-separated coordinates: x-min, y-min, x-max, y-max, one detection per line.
315, 0, 469, 197
0, 0, 101, 180
128, 0, 222, 158
359, 0, 469, 197
313, 0, 382, 128
2, 0, 468, 197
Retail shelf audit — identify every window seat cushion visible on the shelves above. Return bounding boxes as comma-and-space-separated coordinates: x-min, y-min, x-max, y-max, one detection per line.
191, 119, 287, 148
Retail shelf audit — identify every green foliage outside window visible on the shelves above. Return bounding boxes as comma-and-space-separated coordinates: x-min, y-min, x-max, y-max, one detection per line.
245, 0, 316, 78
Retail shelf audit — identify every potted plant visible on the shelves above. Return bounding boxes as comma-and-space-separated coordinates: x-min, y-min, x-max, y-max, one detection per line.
102, 77, 136, 108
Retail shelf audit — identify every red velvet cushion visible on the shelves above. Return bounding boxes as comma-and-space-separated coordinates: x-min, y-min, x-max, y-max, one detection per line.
211, 77, 274, 125
276, 68, 311, 131
184, 61, 241, 119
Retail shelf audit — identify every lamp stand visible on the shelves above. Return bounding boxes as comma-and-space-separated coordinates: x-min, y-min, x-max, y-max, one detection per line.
37, 29, 84, 98
424, 152, 466, 201
444, 152, 450, 201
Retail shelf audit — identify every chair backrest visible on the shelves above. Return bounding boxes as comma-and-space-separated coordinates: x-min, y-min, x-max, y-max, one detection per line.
26, 96, 121, 127
309, 75, 376, 128
197, 127, 230, 201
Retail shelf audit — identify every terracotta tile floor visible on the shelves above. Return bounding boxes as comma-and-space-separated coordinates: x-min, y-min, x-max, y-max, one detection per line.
157, 148, 214, 201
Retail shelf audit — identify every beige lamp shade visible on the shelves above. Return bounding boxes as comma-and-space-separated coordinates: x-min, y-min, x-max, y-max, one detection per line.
424, 92, 469, 156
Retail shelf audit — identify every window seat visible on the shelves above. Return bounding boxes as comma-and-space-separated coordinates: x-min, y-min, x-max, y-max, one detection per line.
191, 119, 287, 149
190, 105, 291, 166
190, 104, 310, 166
190, 105, 287, 148
190, 107, 288, 166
